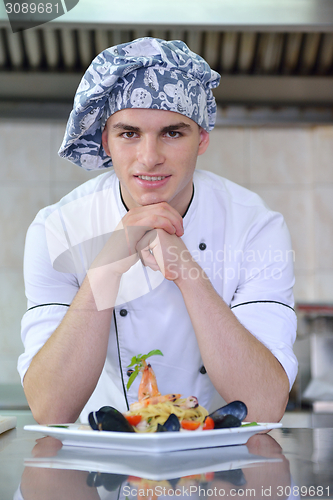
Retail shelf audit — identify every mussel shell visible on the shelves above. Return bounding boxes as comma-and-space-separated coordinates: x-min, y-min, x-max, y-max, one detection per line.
98, 406, 114, 413
209, 400, 247, 424
213, 414, 241, 429
87, 471, 103, 487
87, 472, 128, 491
89, 406, 117, 429
163, 413, 180, 432
156, 413, 180, 432
88, 406, 135, 432
156, 423, 168, 432
214, 469, 246, 486
88, 411, 98, 430
100, 473, 128, 491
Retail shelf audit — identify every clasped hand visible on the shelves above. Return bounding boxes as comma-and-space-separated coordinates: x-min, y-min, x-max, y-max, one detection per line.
89, 202, 192, 282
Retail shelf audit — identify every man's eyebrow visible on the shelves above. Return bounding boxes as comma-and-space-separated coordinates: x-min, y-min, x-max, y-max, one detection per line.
111, 122, 192, 133
111, 123, 141, 132
161, 123, 191, 133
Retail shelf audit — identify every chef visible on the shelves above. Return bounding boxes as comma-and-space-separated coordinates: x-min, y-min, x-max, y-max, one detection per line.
18, 38, 298, 425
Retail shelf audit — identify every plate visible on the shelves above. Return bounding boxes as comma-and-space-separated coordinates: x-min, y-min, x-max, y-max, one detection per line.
0, 415, 16, 435
24, 422, 282, 453
24, 443, 282, 480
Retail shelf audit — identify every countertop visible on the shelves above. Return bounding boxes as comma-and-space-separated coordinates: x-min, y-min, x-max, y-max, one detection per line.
1, 415, 333, 500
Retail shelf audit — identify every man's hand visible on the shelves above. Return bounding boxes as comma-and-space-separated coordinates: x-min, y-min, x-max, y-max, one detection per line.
121, 202, 184, 238
87, 202, 185, 310
136, 228, 193, 281
90, 201, 184, 277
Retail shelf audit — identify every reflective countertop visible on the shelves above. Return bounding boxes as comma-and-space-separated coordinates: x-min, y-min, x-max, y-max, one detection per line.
1, 421, 333, 500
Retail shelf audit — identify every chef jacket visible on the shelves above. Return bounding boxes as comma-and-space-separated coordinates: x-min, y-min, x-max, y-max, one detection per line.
18, 169, 298, 422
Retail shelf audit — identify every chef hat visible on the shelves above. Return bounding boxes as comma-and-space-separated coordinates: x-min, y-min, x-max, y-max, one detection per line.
58, 37, 221, 171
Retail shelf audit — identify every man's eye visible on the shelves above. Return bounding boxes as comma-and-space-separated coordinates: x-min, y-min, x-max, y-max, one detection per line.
166, 131, 180, 138
122, 132, 137, 138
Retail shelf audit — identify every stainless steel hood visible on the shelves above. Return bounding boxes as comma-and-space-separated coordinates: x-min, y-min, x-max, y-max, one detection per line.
0, 0, 333, 123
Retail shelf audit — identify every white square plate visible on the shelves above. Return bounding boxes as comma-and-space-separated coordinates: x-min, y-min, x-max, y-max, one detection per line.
24, 422, 282, 453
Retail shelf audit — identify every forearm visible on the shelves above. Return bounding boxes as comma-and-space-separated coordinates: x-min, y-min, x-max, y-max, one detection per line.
23, 273, 120, 424
175, 260, 289, 423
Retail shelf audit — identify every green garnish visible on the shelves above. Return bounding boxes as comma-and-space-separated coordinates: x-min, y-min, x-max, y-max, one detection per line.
48, 425, 69, 428
126, 350, 163, 390
241, 422, 259, 427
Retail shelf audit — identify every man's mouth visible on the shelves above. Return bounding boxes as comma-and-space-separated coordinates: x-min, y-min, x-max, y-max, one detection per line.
136, 175, 168, 181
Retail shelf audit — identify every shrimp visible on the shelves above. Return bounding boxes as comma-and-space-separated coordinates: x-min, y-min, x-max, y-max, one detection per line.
138, 362, 161, 401
130, 393, 181, 411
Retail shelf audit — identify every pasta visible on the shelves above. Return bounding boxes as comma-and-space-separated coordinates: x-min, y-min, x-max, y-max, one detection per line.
126, 397, 209, 432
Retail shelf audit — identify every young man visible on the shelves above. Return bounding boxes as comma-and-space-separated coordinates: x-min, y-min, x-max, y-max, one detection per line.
18, 38, 297, 425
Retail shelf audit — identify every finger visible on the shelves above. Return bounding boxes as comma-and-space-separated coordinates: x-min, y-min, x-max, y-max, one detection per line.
136, 231, 157, 263
91, 227, 150, 269
123, 203, 184, 237
139, 247, 160, 271
136, 231, 165, 275
124, 226, 157, 255
123, 214, 177, 237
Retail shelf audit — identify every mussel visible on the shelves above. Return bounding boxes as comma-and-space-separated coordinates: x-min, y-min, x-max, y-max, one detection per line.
213, 414, 242, 429
156, 413, 180, 432
214, 469, 247, 487
87, 472, 128, 491
209, 400, 247, 429
88, 406, 135, 432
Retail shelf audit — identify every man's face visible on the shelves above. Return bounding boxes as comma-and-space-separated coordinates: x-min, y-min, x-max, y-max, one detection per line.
102, 108, 209, 215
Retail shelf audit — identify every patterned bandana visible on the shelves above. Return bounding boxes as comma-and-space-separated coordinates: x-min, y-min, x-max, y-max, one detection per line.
58, 37, 221, 171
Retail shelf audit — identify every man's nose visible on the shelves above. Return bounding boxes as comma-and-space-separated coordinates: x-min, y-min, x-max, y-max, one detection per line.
137, 136, 164, 168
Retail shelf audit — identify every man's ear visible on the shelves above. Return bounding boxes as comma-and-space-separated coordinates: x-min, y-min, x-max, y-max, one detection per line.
198, 128, 210, 156
101, 127, 111, 157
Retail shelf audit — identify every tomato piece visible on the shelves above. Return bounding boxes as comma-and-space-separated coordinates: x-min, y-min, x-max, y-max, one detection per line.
181, 420, 201, 431
125, 415, 142, 426
128, 476, 142, 482
202, 416, 215, 430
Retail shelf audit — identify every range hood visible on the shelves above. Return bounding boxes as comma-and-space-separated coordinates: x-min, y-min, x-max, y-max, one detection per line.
0, 0, 333, 123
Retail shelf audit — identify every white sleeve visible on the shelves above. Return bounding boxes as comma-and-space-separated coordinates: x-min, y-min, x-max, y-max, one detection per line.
229, 210, 298, 390
231, 302, 298, 390
17, 215, 79, 384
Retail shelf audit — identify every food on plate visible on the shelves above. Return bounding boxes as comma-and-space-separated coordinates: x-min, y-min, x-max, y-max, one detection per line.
156, 413, 180, 432
88, 350, 248, 433
209, 400, 248, 429
89, 406, 135, 433
126, 350, 163, 393
202, 416, 214, 430
128, 396, 209, 432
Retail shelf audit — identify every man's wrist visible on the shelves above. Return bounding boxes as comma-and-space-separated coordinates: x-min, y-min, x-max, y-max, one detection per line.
86, 263, 123, 311
173, 258, 210, 289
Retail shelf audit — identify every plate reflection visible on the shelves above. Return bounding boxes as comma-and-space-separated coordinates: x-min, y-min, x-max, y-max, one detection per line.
19, 434, 292, 500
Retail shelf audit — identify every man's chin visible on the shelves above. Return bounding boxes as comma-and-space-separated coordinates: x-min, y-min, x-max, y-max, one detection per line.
136, 195, 169, 207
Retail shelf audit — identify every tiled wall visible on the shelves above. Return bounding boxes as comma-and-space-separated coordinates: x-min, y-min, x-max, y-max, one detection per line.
1, 120, 332, 384
197, 126, 333, 303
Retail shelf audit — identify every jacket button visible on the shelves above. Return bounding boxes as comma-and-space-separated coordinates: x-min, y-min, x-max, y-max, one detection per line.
199, 242, 206, 251
199, 365, 207, 374
120, 309, 128, 317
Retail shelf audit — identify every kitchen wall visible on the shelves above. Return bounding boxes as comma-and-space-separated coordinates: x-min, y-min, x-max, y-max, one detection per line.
1, 119, 332, 384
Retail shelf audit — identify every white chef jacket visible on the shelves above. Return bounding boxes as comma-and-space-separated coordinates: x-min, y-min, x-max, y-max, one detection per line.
18, 169, 298, 422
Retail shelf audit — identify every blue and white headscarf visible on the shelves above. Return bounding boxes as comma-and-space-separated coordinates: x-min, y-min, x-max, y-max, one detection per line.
58, 37, 221, 171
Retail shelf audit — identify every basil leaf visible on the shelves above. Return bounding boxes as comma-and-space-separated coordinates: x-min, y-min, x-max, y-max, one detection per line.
145, 349, 163, 359
127, 355, 140, 367
127, 370, 139, 390
48, 424, 69, 428
126, 350, 163, 390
